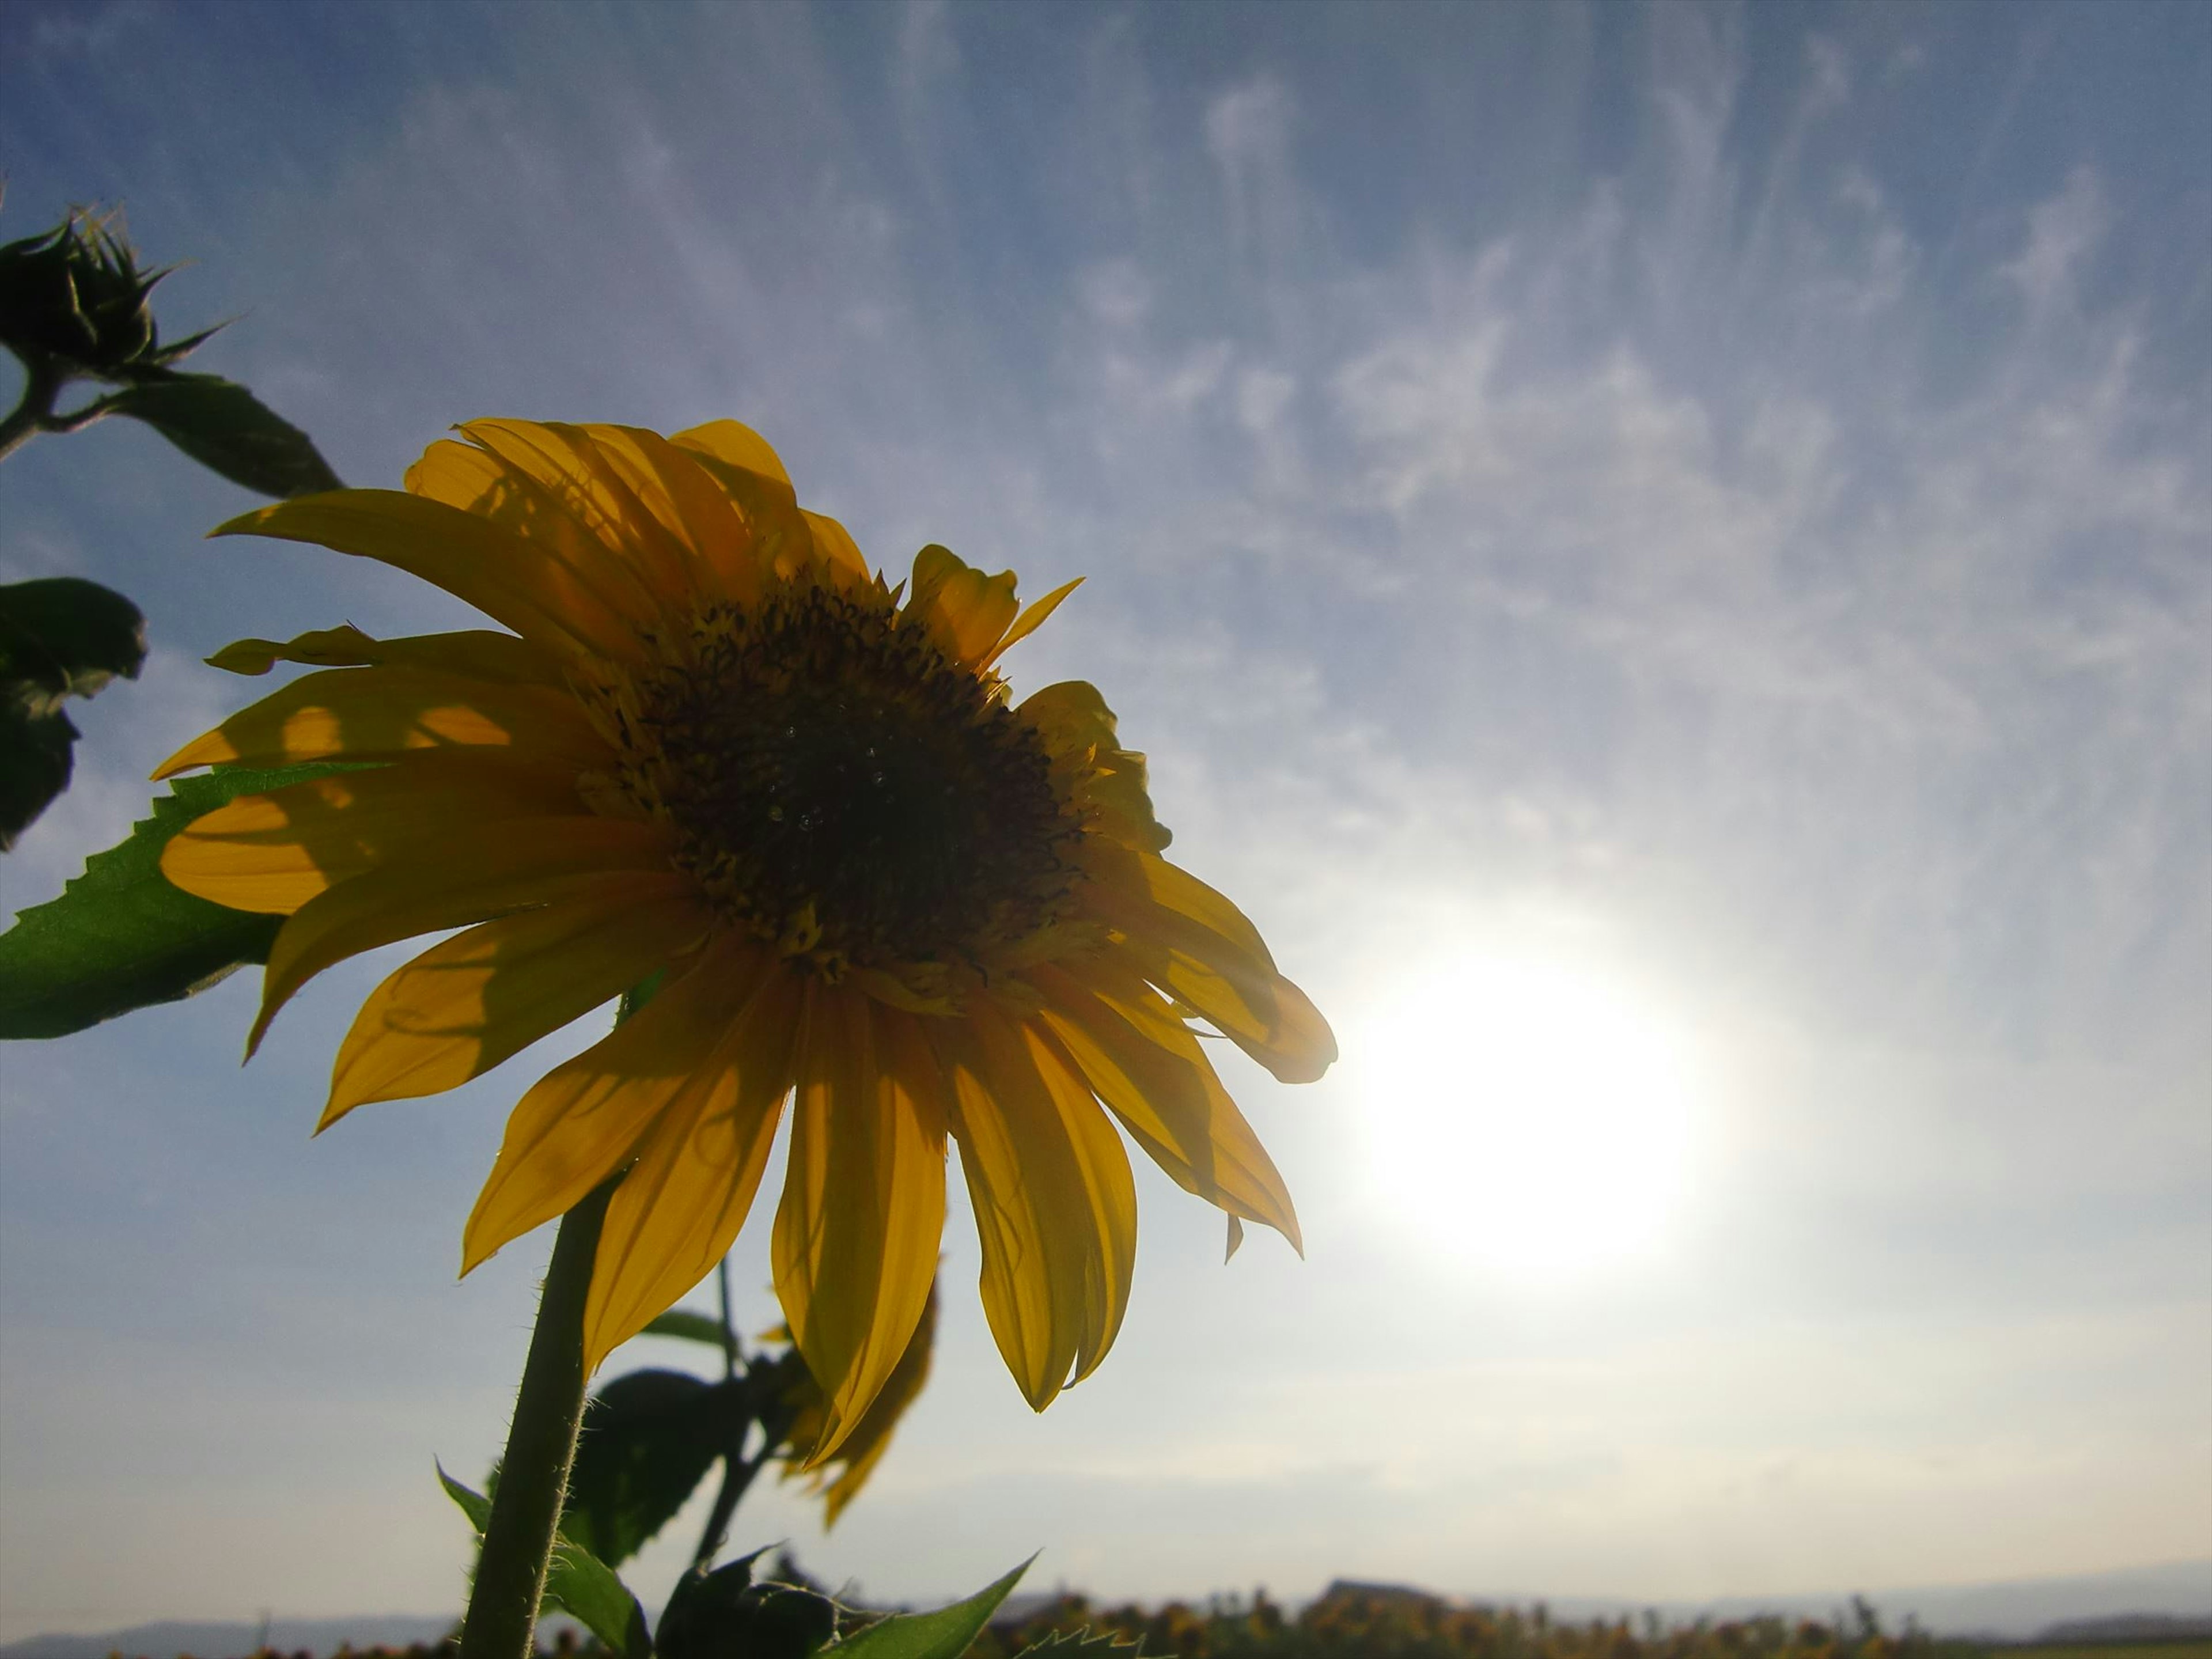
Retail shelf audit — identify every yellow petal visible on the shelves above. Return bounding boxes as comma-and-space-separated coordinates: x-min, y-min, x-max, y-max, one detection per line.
460, 933, 755, 1272
410, 426, 689, 624
783, 1282, 938, 1528
325, 877, 705, 1127
906, 544, 1020, 667
444, 421, 698, 616
1018, 681, 1171, 853
214, 490, 647, 663
159, 756, 589, 915
569, 425, 757, 604
1030, 959, 1301, 1251
1084, 847, 1336, 1085
152, 664, 608, 779
204, 626, 560, 684
772, 991, 946, 1462
582, 960, 802, 1369
801, 510, 872, 589
980, 577, 1082, 669
935, 1007, 1138, 1408
251, 816, 681, 1055
669, 419, 794, 488
669, 420, 813, 596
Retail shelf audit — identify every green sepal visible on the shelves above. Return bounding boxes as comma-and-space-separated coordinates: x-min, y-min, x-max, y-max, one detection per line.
437, 1463, 653, 1658
831, 1558, 1036, 1659
142, 319, 226, 369
104, 371, 343, 498
617, 965, 669, 1022
0, 761, 359, 1038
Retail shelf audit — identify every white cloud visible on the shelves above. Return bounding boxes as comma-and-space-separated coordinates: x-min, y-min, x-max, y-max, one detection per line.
1077, 257, 1153, 331
2001, 165, 2109, 317
1204, 74, 1306, 277
5, 1, 2207, 1622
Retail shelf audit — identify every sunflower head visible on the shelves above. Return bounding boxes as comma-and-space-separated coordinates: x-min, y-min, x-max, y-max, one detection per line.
158, 418, 1335, 1460
590, 544, 1086, 991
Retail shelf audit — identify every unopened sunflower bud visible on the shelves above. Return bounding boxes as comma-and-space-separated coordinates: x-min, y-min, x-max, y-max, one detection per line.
0, 209, 165, 376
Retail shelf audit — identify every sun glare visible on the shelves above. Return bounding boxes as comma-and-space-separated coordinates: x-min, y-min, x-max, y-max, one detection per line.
1357, 950, 1704, 1285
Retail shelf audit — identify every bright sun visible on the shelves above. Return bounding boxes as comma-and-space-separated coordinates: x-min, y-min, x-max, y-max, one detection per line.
1357, 950, 1705, 1285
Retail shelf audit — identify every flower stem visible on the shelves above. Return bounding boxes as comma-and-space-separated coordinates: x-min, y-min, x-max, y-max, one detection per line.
716, 1256, 738, 1380
0, 355, 65, 465
690, 1255, 749, 1571
459, 1177, 616, 1659
0, 355, 127, 464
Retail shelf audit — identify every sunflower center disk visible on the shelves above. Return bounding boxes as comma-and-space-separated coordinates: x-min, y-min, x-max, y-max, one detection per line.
629, 582, 1078, 975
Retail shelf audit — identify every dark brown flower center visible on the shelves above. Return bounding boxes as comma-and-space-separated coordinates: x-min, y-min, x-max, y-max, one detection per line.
624, 580, 1078, 973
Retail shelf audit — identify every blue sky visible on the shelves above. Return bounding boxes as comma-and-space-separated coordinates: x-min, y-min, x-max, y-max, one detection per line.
1, 0, 2207, 1637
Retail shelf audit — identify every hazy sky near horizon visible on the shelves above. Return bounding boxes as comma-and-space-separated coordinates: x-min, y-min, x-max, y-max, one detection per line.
1, 0, 2208, 1637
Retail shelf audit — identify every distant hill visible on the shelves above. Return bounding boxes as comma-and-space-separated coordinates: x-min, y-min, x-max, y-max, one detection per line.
0, 1619, 455, 1659
2, 1561, 2206, 1658
1474, 1560, 2212, 1643
2035, 1614, 2212, 1644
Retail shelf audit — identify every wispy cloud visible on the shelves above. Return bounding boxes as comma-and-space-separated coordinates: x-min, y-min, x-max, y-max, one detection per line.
0, 0, 2204, 1628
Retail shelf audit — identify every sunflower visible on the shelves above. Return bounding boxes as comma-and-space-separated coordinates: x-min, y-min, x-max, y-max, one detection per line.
157, 418, 1334, 1457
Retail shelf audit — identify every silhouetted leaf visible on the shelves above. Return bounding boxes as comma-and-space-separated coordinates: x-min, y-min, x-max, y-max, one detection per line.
0, 704, 77, 854
831, 1559, 1035, 1659
660, 1552, 841, 1659
641, 1308, 733, 1349
0, 576, 146, 850
107, 372, 342, 498
438, 1464, 653, 1657
0, 762, 357, 1037
0, 577, 147, 704
566, 1368, 748, 1568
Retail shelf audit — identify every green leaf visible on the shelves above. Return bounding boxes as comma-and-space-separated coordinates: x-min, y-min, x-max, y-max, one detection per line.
0, 762, 356, 1038
0, 577, 147, 706
641, 1309, 734, 1349
1015, 1631, 1145, 1655
831, 1559, 1036, 1659
565, 1369, 747, 1568
438, 1464, 653, 1658
438, 1460, 494, 1529
105, 372, 342, 498
0, 577, 147, 850
0, 704, 78, 855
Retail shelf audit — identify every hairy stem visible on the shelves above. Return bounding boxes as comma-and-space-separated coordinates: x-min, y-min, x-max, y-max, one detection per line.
459, 1178, 616, 1659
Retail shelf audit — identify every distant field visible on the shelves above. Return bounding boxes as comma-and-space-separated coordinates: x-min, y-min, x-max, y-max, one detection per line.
2001, 1647, 2212, 1659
